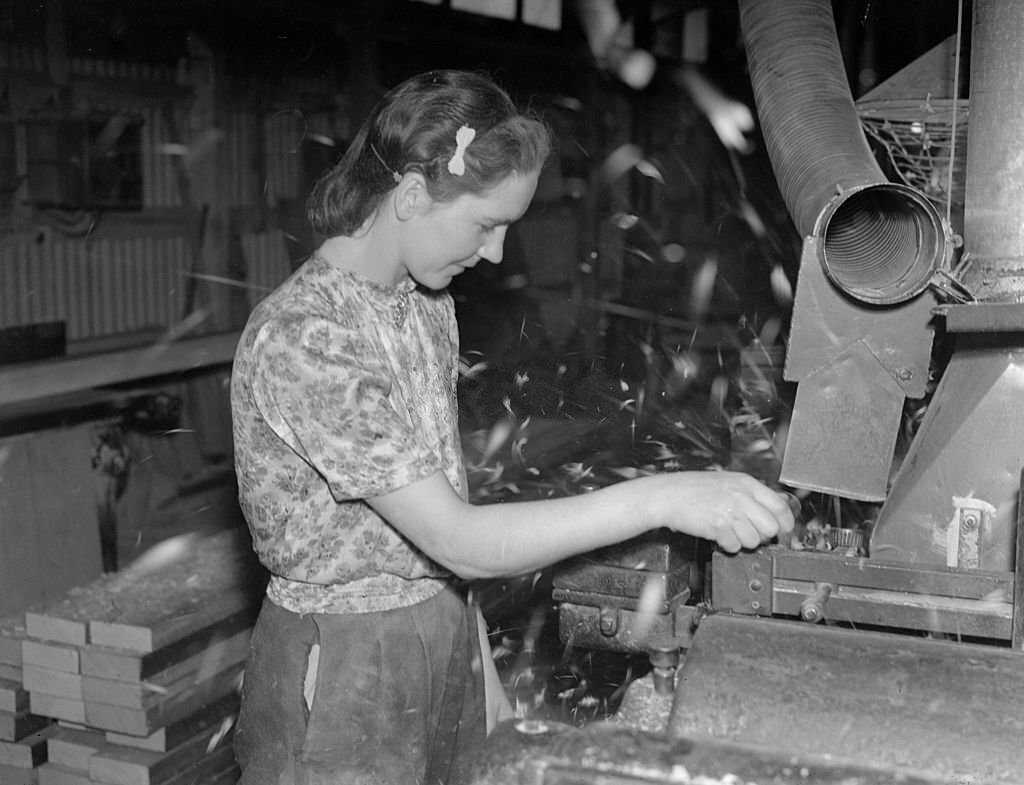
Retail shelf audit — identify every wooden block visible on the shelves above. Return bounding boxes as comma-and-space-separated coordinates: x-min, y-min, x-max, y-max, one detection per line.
0, 760, 38, 784
89, 726, 234, 785
0, 711, 51, 742
66, 527, 262, 654
0, 678, 29, 713
86, 662, 242, 737
82, 628, 251, 709
81, 609, 254, 683
89, 588, 254, 654
22, 575, 120, 653
0, 615, 27, 667
0, 724, 55, 767
0, 662, 23, 682
29, 693, 86, 725
14, 526, 258, 664
105, 692, 239, 753
47, 725, 107, 772
22, 641, 79, 674
23, 667, 83, 701
38, 763, 92, 785
24, 612, 88, 649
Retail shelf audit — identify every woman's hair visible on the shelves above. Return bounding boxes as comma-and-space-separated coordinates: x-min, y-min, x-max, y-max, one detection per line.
307, 70, 552, 238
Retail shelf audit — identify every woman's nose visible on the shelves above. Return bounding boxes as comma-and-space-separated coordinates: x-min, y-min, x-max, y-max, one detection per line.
479, 227, 507, 264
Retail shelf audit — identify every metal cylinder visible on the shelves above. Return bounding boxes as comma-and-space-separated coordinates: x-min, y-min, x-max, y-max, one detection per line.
816, 183, 947, 304
961, 0, 1024, 301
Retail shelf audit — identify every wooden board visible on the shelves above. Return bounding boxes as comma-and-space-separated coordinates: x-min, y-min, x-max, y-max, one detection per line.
105, 693, 239, 753
22, 667, 83, 701
37, 763, 92, 785
0, 760, 39, 784
0, 678, 29, 713
89, 726, 234, 785
0, 724, 55, 768
22, 641, 79, 674
29, 693, 86, 725
25, 609, 91, 649
47, 725, 107, 772
89, 587, 254, 654
0, 712, 51, 743
25, 527, 260, 657
0, 332, 239, 409
0, 663, 22, 682
81, 607, 255, 683
0, 616, 27, 666
82, 628, 250, 709
85, 662, 242, 737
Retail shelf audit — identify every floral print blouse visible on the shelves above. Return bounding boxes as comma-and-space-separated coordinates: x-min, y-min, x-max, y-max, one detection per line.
231, 253, 465, 614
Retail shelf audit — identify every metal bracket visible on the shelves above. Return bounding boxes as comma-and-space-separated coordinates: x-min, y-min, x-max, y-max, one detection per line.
710, 549, 772, 616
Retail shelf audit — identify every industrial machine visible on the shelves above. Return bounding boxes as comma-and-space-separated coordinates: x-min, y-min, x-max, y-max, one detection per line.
474, 1, 1024, 782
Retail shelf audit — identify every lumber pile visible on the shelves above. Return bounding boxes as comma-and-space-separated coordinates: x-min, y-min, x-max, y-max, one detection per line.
1, 614, 55, 785
4, 528, 264, 785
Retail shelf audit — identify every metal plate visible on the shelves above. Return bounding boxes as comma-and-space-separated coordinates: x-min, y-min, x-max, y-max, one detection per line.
669, 613, 1024, 782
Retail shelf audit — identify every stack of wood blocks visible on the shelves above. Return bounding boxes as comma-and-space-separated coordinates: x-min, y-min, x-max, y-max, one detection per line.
6, 529, 263, 785
1, 614, 54, 785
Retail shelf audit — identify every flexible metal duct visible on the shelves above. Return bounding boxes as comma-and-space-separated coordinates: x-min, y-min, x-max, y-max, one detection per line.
738, 0, 948, 304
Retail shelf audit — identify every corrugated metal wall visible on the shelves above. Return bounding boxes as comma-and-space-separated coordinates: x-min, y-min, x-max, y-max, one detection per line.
142, 103, 187, 209
224, 109, 258, 208
0, 236, 189, 340
264, 110, 303, 205
1, 46, 334, 341
241, 229, 294, 310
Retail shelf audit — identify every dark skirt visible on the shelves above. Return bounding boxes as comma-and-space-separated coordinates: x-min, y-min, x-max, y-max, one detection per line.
235, 584, 487, 785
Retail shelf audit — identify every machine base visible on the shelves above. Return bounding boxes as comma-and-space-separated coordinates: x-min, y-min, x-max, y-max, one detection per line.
468, 717, 954, 785
669, 613, 1024, 783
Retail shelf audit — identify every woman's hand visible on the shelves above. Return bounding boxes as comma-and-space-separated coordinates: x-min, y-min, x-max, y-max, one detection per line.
648, 470, 796, 553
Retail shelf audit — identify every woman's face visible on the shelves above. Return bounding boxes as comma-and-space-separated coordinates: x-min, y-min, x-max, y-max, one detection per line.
402, 170, 539, 291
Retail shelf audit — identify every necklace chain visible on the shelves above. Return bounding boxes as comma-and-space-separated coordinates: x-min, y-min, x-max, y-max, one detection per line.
393, 288, 410, 329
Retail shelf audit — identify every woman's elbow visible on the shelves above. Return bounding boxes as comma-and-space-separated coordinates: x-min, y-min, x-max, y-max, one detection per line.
437, 552, 505, 581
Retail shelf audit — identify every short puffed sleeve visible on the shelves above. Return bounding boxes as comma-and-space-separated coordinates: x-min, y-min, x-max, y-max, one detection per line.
248, 314, 442, 500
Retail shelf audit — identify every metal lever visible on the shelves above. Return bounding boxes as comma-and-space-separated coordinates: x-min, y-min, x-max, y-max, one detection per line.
799, 582, 833, 623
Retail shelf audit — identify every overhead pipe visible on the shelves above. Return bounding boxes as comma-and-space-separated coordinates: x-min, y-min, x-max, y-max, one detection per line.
738, 0, 951, 305
736, 0, 956, 500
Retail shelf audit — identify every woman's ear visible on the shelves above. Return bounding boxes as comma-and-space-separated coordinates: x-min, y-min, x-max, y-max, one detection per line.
393, 173, 431, 221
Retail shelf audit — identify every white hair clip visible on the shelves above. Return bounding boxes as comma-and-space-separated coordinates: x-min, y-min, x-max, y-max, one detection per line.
370, 144, 402, 183
447, 125, 476, 176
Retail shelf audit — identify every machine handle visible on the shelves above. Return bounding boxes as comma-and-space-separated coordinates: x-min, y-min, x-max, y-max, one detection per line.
799, 582, 833, 623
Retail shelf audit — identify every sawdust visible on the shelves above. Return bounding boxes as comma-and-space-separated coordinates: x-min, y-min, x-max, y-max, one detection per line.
28, 527, 264, 627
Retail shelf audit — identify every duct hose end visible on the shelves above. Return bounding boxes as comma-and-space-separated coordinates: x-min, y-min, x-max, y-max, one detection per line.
815, 183, 950, 305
